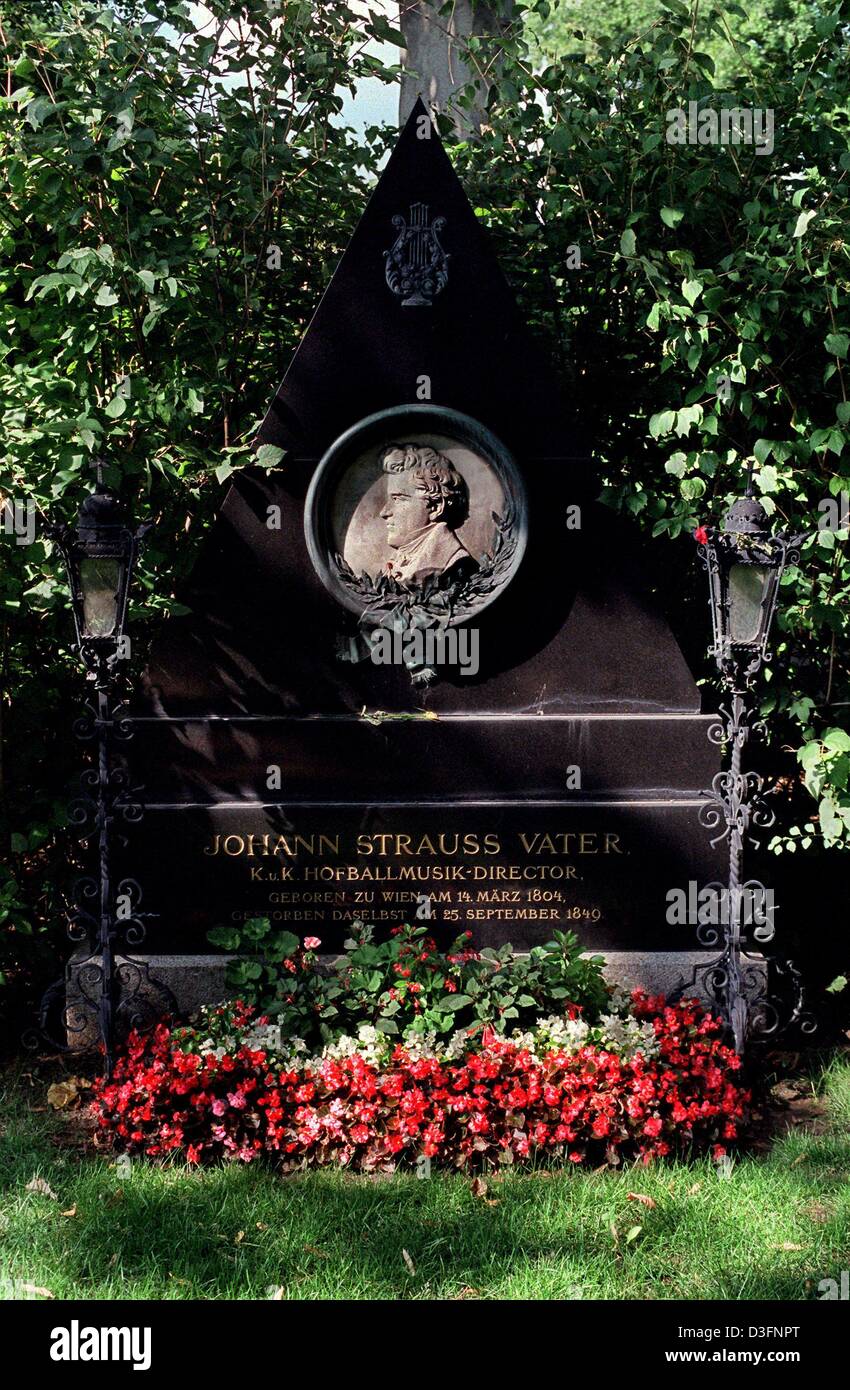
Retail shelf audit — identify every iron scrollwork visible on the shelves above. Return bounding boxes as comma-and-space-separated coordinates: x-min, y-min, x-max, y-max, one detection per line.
25, 664, 175, 1077
673, 501, 817, 1053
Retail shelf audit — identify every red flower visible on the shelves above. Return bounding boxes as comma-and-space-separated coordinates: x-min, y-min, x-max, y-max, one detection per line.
694, 524, 709, 545
91, 994, 748, 1175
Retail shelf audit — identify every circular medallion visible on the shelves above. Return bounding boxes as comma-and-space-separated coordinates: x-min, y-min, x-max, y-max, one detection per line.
304, 405, 527, 627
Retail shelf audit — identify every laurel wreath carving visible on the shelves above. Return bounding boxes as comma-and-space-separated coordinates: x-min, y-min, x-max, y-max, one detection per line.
332, 505, 518, 632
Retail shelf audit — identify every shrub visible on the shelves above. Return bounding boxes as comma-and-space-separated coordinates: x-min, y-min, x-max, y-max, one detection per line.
206, 919, 612, 1049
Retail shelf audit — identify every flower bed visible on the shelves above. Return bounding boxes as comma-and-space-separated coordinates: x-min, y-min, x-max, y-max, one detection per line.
91, 993, 748, 1171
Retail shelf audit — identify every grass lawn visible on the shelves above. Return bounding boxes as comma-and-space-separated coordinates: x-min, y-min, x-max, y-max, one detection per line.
1, 1054, 849, 1301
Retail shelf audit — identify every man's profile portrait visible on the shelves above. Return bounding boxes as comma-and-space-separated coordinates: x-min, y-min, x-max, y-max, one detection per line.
380, 442, 478, 585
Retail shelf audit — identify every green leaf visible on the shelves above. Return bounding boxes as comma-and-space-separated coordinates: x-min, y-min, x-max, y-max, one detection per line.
660, 207, 683, 228
674, 404, 702, 437
756, 464, 779, 494
649, 410, 675, 438
94, 285, 119, 306
256, 443, 285, 468
819, 796, 842, 844
104, 394, 126, 418
242, 917, 271, 943
619, 228, 636, 257
792, 209, 817, 238
682, 278, 703, 307
823, 728, 850, 753
753, 439, 773, 467
207, 926, 241, 951
825, 333, 849, 359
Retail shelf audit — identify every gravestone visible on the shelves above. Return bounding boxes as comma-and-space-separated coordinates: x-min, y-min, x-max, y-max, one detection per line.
118, 103, 726, 1004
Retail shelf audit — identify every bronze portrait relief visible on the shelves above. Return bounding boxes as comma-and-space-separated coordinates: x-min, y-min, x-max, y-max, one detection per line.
379, 442, 477, 586
304, 405, 527, 633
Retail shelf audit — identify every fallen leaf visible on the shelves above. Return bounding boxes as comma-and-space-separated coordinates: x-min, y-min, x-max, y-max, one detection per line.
303, 1244, 327, 1259
402, 1248, 416, 1275
771, 1080, 800, 1104
25, 1177, 58, 1200
625, 1225, 643, 1244
453, 1285, 481, 1300
255, 1222, 269, 1232
267, 1286, 285, 1300
627, 1192, 656, 1209
470, 1177, 488, 1200
609, 1222, 620, 1245
47, 1081, 78, 1110
21, 1283, 54, 1299
234, 1230, 245, 1245
60, 1204, 77, 1218
771, 1242, 804, 1251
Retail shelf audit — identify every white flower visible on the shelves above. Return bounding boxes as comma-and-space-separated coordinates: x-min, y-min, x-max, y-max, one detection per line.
608, 984, 633, 1016
597, 1013, 659, 1060
534, 1015, 590, 1054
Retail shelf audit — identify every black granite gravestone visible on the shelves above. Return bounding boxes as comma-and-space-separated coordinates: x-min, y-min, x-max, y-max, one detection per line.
125, 102, 723, 975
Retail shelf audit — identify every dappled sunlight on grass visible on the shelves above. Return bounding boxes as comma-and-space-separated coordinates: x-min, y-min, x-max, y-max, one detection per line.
1, 1056, 848, 1300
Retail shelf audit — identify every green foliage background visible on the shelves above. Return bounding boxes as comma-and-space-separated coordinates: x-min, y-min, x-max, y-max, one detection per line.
0, 0, 847, 1000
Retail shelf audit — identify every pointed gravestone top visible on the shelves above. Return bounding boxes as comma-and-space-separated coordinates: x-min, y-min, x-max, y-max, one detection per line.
257, 100, 578, 462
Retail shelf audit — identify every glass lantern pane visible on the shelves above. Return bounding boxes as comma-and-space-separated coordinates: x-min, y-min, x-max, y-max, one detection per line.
79, 557, 121, 637
728, 564, 768, 644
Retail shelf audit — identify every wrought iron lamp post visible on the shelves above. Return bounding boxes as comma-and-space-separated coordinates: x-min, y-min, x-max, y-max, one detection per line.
693, 486, 806, 1053
36, 468, 151, 1076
